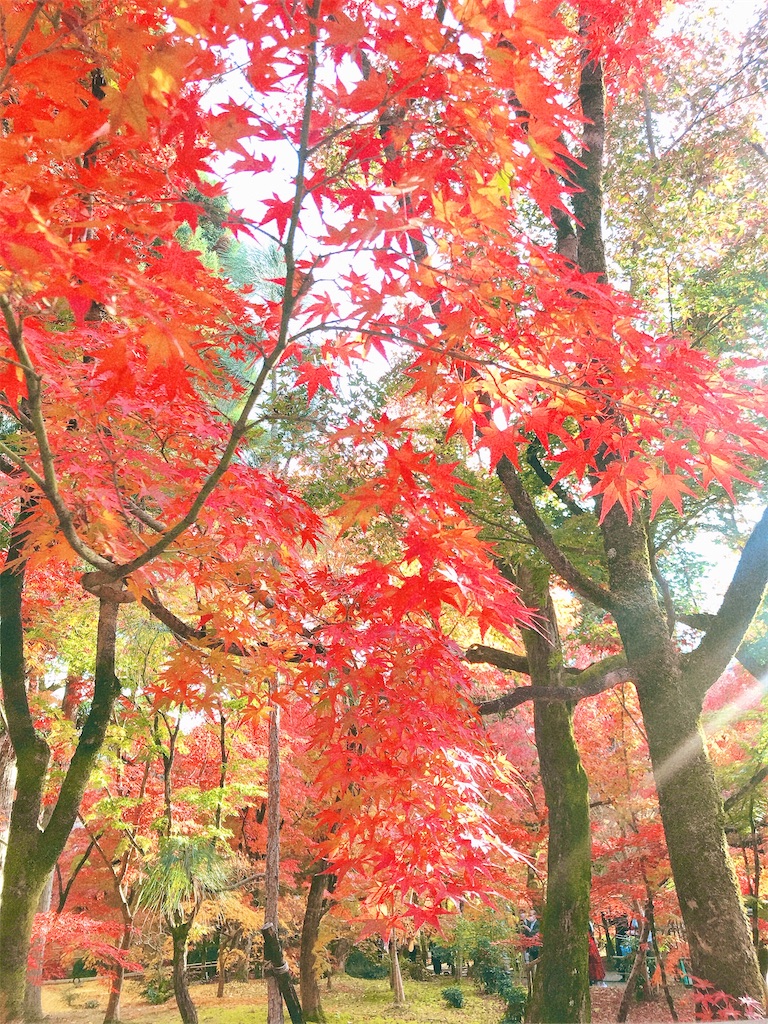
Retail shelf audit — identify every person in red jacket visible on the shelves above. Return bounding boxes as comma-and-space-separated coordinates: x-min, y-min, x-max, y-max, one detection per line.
589, 923, 606, 985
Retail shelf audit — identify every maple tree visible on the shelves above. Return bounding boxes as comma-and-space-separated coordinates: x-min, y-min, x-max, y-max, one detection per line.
455, 4, 768, 1012
2, 0, 768, 1021
0, 2, 532, 1017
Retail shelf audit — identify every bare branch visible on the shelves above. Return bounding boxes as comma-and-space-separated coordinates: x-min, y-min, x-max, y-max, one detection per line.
495, 456, 616, 611
466, 644, 530, 674
476, 654, 632, 715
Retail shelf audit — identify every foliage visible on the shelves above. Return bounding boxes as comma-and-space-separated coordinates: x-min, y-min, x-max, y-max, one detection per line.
1, 0, 768, 1013
691, 976, 766, 1021
344, 942, 389, 981
140, 838, 233, 928
141, 970, 174, 1006
499, 983, 529, 1024
471, 937, 515, 996
441, 985, 464, 1009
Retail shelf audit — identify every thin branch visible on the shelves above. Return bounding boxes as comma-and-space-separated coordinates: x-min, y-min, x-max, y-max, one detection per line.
723, 764, 768, 813
0, 297, 114, 571
56, 833, 101, 914
0, 0, 45, 93
495, 456, 616, 611
466, 643, 581, 676
466, 644, 530, 674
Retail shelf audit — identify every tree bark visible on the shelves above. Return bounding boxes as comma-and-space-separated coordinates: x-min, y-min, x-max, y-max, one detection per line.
0, 512, 50, 1023
217, 930, 228, 999
0, 516, 126, 1021
0, 728, 15, 918
299, 863, 329, 1022
601, 506, 765, 1004
262, 924, 304, 1024
520, 567, 591, 1024
389, 933, 406, 1008
170, 923, 197, 1024
265, 689, 284, 1024
103, 921, 133, 1024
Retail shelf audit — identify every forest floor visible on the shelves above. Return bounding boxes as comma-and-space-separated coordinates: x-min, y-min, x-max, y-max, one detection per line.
41, 973, 699, 1023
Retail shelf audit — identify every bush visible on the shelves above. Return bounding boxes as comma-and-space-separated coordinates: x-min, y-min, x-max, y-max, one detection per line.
405, 959, 427, 981
442, 986, 465, 1008
469, 938, 527, 1022
142, 974, 174, 1005
471, 938, 511, 994
344, 941, 390, 980
499, 982, 528, 1023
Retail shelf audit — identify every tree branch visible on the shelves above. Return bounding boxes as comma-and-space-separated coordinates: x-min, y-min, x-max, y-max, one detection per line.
723, 764, 768, 813
40, 594, 123, 873
56, 833, 101, 914
466, 643, 582, 676
495, 456, 616, 611
679, 611, 767, 683
465, 644, 531, 674
476, 655, 632, 715
681, 506, 768, 700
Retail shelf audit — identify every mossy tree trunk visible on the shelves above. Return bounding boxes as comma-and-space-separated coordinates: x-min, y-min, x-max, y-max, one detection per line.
493, 17, 768, 1004
519, 565, 591, 1024
0, 510, 127, 1021
601, 505, 766, 1003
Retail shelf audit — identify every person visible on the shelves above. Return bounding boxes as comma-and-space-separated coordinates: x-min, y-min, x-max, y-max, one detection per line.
615, 915, 631, 957
588, 922, 606, 985
521, 911, 541, 962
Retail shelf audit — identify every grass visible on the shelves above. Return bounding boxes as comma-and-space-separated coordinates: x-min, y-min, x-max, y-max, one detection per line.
42, 975, 507, 1024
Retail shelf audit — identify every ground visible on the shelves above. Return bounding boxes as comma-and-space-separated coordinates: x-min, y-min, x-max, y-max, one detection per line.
41, 973, 699, 1023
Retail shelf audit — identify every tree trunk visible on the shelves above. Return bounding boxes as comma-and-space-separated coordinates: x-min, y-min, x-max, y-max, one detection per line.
617, 917, 652, 1024
520, 568, 591, 1024
0, 729, 15, 917
389, 933, 406, 1007
0, 522, 50, 1022
645, 889, 677, 1022
0, 518, 126, 1021
217, 930, 228, 999
262, 924, 305, 1024
170, 923, 197, 1024
23, 868, 54, 1022
103, 921, 133, 1024
299, 864, 329, 1022
0, 856, 48, 1023
601, 506, 765, 1004
265, 690, 284, 1024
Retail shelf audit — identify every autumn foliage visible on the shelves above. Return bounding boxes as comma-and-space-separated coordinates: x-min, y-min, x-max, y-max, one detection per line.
1, 0, 768, 1019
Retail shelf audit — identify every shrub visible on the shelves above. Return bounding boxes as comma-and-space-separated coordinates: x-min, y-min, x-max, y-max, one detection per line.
499, 982, 528, 1023
471, 938, 511, 994
142, 973, 174, 1005
406, 959, 427, 981
442, 986, 465, 1008
344, 941, 390, 980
